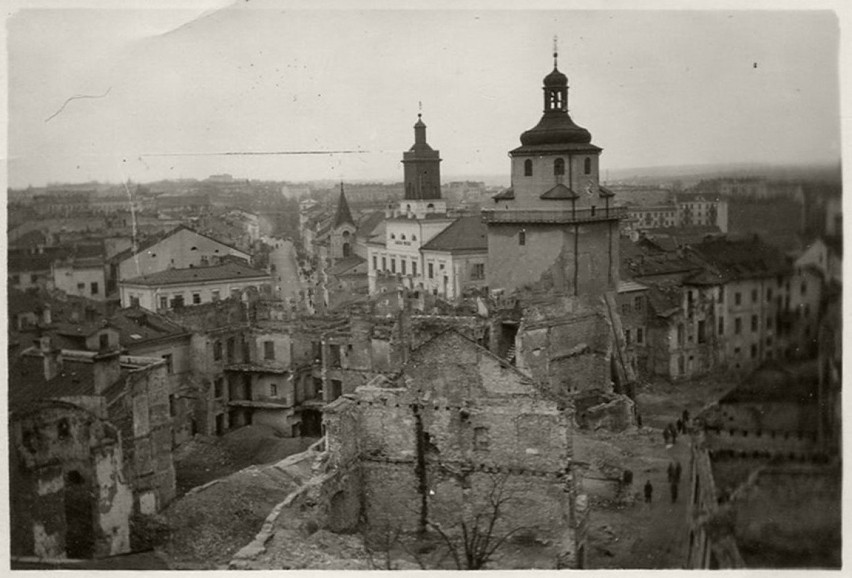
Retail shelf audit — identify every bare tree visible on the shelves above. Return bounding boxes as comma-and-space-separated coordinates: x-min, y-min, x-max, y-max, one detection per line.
424, 473, 529, 570
363, 522, 403, 570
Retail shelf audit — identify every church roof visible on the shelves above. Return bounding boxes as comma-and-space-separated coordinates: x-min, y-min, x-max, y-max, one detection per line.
520, 112, 593, 148
333, 185, 355, 229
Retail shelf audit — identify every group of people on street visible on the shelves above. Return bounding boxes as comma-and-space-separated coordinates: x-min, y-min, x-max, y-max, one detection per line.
645, 409, 691, 505
644, 460, 684, 504
662, 409, 691, 446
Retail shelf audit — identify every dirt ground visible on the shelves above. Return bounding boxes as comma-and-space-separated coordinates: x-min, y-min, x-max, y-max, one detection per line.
578, 373, 735, 569
173, 425, 318, 497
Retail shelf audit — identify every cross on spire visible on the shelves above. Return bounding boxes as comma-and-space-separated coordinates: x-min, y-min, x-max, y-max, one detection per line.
553, 35, 559, 68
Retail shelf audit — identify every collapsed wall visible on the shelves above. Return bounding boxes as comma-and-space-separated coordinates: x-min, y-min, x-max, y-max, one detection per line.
319, 331, 588, 568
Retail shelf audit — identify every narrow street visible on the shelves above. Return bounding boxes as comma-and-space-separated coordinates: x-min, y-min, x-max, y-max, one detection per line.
579, 374, 732, 569
268, 239, 303, 304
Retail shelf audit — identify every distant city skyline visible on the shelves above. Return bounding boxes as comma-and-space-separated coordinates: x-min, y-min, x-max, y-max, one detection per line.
8, 5, 842, 188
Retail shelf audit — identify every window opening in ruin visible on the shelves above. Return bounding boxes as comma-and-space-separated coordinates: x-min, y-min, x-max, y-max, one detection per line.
330, 379, 343, 401
57, 418, 71, 440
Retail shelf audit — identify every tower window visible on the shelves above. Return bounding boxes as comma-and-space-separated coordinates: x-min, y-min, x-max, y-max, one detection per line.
584, 157, 592, 175
554, 158, 565, 176
519, 230, 526, 246
524, 159, 533, 177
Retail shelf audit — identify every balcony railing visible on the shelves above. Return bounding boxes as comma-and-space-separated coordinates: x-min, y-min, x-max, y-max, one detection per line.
482, 205, 627, 224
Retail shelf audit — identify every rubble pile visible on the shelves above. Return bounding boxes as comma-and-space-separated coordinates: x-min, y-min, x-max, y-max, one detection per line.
160, 462, 303, 568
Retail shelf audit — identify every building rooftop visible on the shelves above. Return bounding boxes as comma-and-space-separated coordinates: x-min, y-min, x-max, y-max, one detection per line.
355, 211, 386, 238
420, 215, 488, 253
689, 237, 791, 281
122, 262, 270, 287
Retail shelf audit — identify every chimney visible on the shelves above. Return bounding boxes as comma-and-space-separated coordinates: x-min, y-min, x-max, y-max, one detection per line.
39, 335, 62, 381
93, 348, 121, 395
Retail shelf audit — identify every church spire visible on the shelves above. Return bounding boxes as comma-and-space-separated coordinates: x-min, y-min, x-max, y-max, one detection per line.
333, 181, 355, 229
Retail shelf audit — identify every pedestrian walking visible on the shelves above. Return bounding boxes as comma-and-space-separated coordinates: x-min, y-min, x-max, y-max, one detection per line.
670, 481, 679, 503
667, 462, 675, 484
663, 427, 671, 445
644, 480, 653, 503
676, 418, 684, 434
669, 423, 678, 445
675, 460, 683, 484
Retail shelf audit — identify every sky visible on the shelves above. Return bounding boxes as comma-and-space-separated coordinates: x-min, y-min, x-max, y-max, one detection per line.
5, 2, 844, 188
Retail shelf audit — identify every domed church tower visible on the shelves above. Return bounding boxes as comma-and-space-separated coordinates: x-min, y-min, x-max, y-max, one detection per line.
484, 48, 622, 298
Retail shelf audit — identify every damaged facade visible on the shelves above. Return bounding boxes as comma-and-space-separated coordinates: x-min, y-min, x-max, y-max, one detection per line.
686, 361, 841, 568
321, 330, 587, 568
8, 336, 176, 560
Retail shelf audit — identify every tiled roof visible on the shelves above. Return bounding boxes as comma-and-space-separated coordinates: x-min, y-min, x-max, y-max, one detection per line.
8, 353, 101, 411
689, 237, 791, 281
420, 216, 488, 253
8, 254, 55, 272
121, 262, 270, 286
113, 225, 250, 264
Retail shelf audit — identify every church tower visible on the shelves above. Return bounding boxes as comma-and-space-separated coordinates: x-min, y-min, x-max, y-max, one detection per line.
485, 48, 622, 299
402, 113, 441, 200
329, 182, 356, 261
398, 113, 447, 218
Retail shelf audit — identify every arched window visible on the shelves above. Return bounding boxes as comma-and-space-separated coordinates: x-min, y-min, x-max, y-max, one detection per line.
390, 233, 395, 239
554, 158, 565, 176
524, 159, 533, 177
400, 234, 406, 240
584, 157, 592, 175
342, 243, 351, 257
519, 230, 526, 246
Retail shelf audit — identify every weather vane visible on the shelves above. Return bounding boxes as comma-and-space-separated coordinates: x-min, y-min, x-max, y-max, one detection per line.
418, 100, 422, 119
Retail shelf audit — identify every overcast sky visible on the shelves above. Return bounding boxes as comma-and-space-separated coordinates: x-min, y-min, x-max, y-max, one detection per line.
6, 4, 842, 188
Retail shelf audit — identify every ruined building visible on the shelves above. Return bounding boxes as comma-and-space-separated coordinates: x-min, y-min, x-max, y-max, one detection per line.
9, 335, 175, 560
323, 330, 585, 568
686, 361, 841, 568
